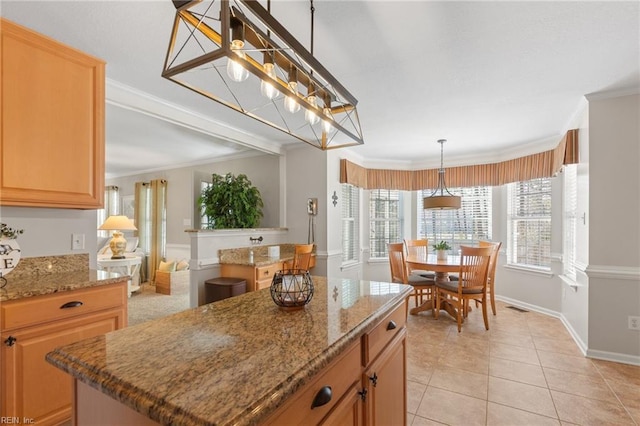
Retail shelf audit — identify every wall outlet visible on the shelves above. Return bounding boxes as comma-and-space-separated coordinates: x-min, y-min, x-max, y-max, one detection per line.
629, 316, 640, 331
71, 234, 85, 250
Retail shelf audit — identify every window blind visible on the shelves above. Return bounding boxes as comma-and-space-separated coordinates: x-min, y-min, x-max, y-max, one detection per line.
418, 186, 492, 251
342, 184, 359, 263
507, 178, 552, 269
369, 189, 402, 258
563, 165, 577, 279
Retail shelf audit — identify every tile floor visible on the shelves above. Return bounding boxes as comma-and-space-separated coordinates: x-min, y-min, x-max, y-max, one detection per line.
405, 300, 640, 425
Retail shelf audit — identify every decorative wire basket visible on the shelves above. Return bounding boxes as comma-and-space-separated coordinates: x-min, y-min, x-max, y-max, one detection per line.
270, 269, 314, 310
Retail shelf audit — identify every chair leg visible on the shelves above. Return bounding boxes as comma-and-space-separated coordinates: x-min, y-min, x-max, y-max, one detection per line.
482, 296, 489, 330
456, 298, 462, 332
434, 290, 440, 320
490, 282, 497, 316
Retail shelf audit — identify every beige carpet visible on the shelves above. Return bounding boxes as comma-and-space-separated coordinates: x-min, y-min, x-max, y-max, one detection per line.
127, 281, 190, 326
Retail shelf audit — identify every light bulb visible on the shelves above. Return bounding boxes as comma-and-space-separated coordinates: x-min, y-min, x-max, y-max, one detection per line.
260, 62, 278, 99
226, 40, 249, 82
305, 95, 320, 125
322, 107, 333, 133
284, 82, 300, 113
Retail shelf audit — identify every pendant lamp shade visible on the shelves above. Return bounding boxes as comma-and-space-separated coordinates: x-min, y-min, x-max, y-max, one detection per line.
423, 139, 461, 210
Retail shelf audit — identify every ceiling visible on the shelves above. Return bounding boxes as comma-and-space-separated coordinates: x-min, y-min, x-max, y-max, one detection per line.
2, 1, 639, 178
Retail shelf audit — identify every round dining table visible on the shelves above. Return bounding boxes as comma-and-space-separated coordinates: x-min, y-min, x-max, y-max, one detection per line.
405, 253, 461, 317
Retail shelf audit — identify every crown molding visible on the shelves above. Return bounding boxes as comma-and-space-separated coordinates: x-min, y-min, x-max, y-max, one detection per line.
106, 79, 284, 157
585, 87, 640, 101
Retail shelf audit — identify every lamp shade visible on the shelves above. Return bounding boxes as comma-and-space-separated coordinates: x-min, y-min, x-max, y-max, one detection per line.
423, 195, 462, 210
98, 215, 137, 231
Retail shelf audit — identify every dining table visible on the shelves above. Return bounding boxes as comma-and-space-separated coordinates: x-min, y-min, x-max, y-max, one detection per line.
406, 253, 461, 318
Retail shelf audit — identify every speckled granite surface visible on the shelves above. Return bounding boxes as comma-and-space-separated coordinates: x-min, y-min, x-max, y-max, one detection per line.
1, 254, 129, 302
219, 244, 314, 267
46, 277, 412, 426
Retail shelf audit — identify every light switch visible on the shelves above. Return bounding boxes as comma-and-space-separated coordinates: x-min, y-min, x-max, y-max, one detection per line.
72, 234, 85, 250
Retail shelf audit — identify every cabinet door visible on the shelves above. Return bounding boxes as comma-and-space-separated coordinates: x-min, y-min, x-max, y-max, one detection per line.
320, 382, 363, 426
0, 18, 105, 209
364, 329, 407, 426
1, 309, 124, 425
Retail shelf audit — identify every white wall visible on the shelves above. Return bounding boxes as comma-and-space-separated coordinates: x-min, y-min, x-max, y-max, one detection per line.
0, 206, 98, 267
586, 93, 640, 362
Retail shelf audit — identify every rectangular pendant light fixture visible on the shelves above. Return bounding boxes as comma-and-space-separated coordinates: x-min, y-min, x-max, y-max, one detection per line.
162, 0, 364, 150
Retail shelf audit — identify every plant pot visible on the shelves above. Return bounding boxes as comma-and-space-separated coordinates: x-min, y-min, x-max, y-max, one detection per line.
437, 250, 447, 261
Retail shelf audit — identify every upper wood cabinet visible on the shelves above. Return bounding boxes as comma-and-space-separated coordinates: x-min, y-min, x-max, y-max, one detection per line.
0, 18, 105, 209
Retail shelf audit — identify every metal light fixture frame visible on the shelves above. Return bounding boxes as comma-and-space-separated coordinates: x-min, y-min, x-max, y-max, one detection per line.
162, 0, 364, 150
423, 139, 461, 210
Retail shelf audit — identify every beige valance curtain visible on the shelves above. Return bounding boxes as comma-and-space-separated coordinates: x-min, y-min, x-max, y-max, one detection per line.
340, 129, 579, 190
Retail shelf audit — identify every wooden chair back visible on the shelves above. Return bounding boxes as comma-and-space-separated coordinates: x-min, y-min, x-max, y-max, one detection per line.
388, 242, 408, 284
458, 246, 492, 293
404, 239, 428, 258
479, 240, 502, 284
292, 244, 314, 270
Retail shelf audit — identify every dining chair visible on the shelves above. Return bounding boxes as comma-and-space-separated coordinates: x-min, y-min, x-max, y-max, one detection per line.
478, 240, 502, 315
403, 239, 436, 280
388, 242, 435, 309
434, 245, 492, 332
288, 243, 314, 271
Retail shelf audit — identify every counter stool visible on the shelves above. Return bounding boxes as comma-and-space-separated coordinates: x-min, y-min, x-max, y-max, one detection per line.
205, 277, 247, 304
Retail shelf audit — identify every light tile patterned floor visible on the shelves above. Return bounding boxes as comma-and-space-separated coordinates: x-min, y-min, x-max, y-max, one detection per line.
406, 301, 640, 426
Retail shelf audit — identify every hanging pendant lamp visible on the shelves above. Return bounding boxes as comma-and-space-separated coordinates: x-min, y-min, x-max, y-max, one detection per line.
423, 139, 461, 210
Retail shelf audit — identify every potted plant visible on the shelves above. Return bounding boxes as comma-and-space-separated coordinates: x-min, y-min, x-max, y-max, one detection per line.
432, 241, 451, 261
199, 173, 264, 229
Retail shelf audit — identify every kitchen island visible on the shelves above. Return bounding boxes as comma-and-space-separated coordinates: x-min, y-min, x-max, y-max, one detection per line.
46, 277, 412, 425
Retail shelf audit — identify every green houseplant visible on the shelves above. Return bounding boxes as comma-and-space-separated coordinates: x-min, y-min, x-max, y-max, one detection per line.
199, 173, 264, 229
432, 241, 451, 260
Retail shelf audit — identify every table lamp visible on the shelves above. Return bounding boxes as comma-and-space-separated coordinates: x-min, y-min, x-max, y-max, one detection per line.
98, 215, 137, 259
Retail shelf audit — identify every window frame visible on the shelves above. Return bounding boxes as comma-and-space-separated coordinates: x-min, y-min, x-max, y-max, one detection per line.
341, 184, 360, 265
418, 185, 492, 252
506, 177, 552, 271
369, 189, 403, 259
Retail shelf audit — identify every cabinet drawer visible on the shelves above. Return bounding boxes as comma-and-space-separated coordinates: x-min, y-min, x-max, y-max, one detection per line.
264, 339, 361, 426
255, 279, 272, 291
363, 301, 407, 366
255, 263, 282, 283
1, 282, 127, 331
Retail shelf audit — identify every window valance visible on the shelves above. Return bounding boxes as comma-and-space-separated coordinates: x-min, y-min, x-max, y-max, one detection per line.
340, 129, 578, 190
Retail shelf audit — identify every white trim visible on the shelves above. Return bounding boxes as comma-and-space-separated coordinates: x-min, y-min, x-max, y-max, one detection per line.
495, 295, 560, 319
559, 274, 580, 292
549, 252, 563, 262
585, 87, 640, 101
341, 261, 361, 272
193, 257, 218, 269
106, 79, 284, 156
558, 314, 588, 355
586, 349, 640, 367
503, 264, 554, 278
585, 265, 640, 281
574, 260, 588, 273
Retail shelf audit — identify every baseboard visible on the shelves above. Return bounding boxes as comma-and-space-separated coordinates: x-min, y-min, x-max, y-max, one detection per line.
558, 314, 588, 356
495, 295, 561, 319
496, 295, 640, 366
586, 349, 640, 366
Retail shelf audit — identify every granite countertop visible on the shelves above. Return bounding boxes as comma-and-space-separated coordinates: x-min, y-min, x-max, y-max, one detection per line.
46, 277, 412, 426
1, 254, 129, 302
218, 244, 314, 267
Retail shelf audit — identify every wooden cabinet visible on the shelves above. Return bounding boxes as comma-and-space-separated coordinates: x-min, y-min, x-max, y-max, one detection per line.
264, 300, 408, 426
0, 18, 105, 209
0, 282, 127, 425
221, 262, 284, 292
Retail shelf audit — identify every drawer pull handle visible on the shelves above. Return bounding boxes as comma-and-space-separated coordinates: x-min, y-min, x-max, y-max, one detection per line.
386, 320, 397, 331
4, 336, 16, 347
60, 301, 84, 309
311, 386, 332, 409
